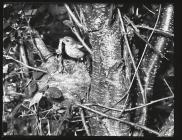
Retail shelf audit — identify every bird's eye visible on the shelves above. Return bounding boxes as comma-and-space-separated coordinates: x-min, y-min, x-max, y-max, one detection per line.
65, 39, 70, 42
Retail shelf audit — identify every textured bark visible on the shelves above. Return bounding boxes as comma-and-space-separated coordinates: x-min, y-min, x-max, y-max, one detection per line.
159, 110, 174, 136
79, 4, 131, 136
142, 4, 174, 97
33, 34, 53, 60
139, 4, 174, 135
19, 42, 29, 77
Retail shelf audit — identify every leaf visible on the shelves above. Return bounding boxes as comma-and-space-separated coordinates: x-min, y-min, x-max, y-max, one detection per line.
33, 71, 45, 80
3, 64, 9, 74
46, 87, 63, 99
29, 80, 38, 94
29, 92, 43, 108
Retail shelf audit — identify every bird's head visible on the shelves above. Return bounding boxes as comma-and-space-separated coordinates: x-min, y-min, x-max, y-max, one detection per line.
63, 36, 74, 45
63, 36, 83, 49
56, 36, 85, 61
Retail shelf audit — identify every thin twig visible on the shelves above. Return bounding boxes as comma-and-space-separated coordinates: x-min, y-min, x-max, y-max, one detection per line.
102, 91, 128, 114
64, 3, 85, 30
101, 90, 128, 113
143, 4, 162, 91
21, 103, 37, 114
23, 11, 44, 61
142, 4, 156, 15
19, 113, 35, 117
136, 25, 174, 37
19, 40, 29, 76
71, 27, 93, 55
79, 108, 91, 136
163, 78, 174, 96
85, 95, 173, 113
73, 5, 81, 22
114, 5, 162, 107
76, 103, 160, 136
47, 119, 51, 136
3, 55, 47, 73
39, 108, 53, 114
79, 8, 87, 31
125, 95, 174, 112
122, 93, 130, 112
5, 91, 26, 96
118, 8, 145, 103
38, 118, 43, 135
86, 103, 124, 112
56, 104, 71, 135
64, 4, 92, 55
123, 14, 168, 60
29, 31, 44, 61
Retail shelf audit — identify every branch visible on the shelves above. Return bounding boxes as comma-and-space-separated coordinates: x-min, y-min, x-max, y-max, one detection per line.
125, 95, 174, 112
23, 10, 44, 61
112, 5, 162, 108
163, 78, 174, 96
71, 27, 93, 55
3, 55, 47, 73
123, 14, 168, 60
118, 8, 145, 103
143, 4, 174, 96
19, 40, 29, 77
64, 3, 86, 30
85, 103, 124, 113
142, 4, 155, 15
76, 103, 160, 136
63, 4, 92, 55
102, 91, 128, 114
85, 95, 173, 113
79, 108, 91, 136
136, 25, 174, 38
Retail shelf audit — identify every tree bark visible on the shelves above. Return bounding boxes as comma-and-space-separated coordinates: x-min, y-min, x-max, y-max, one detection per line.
79, 4, 131, 136
142, 4, 174, 99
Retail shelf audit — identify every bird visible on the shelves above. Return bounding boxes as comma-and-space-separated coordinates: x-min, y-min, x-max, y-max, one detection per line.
56, 36, 92, 74
56, 36, 85, 61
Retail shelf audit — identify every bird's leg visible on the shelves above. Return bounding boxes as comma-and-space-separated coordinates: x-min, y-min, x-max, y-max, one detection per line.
61, 57, 66, 74
57, 55, 65, 74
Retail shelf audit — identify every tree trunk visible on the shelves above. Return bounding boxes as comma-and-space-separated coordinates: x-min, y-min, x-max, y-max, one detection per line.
142, 4, 174, 97
79, 4, 131, 136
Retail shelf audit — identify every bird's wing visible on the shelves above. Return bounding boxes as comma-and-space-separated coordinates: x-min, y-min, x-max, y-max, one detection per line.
76, 43, 84, 49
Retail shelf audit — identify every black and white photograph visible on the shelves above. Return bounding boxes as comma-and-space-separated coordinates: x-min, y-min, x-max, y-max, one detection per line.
2, 2, 174, 136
